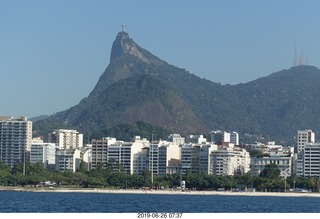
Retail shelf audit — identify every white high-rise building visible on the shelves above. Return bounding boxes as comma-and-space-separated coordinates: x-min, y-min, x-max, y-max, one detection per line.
210, 148, 250, 176
49, 129, 83, 149
230, 131, 239, 145
0, 116, 32, 167
211, 130, 230, 145
133, 147, 149, 175
295, 130, 315, 176
30, 138, 56, 168
55, 148, 81, 172
297, 129, 315, 153
298, 143, 320, 177
91, 136, 148, 174
149, 140, 180, 177
180, 143, 217, 174
81, 144, 92, 171
49, 129, 85, 172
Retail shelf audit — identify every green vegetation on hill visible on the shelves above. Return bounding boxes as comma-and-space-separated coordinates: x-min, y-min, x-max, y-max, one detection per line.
33, 120, 171, 143
89, 121, 171, 142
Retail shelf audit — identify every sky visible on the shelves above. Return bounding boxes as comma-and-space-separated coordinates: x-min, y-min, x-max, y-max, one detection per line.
1, 0, 320, 118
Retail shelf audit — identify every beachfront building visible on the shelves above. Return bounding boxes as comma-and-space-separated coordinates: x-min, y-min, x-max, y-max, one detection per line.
133, 147, 149, 175
91, 136, 148, 174
251, 155, 292, 177
149, 140, 180, 177
180, 142, 217, 175
30, 138, 56, 169
247, 141, 294, 177
80, 144, 92, 171
107, 139, 145, 173
296, 143, 320, 177
91, 137, 111, 169
55, 148, 81, 172
0, 116, 32, 167
91, 135, 181, 176
199, 144, 217, 174
294, 130, 315, 176
210, 147, 250, 176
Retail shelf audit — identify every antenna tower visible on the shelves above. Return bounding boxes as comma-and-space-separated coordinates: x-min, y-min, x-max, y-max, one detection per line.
299, 46, 305, 65
293, 44, 297, 66
293, 44, 309, 66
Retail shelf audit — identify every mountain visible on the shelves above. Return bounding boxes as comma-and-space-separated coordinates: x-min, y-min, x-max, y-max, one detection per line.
33, 31, 210, 139
33, 31, 320, 145
30, 115, 49, 122
232, 65, 320, 143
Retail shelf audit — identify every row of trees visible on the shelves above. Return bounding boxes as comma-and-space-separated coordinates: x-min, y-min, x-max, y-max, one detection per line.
0, 162, 319, 192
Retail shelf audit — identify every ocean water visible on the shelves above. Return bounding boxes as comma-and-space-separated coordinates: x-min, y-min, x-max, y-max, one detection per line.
0, 191, 320, 213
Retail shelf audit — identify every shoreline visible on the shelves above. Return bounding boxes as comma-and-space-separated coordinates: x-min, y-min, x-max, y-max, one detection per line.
1, 186, 320, 197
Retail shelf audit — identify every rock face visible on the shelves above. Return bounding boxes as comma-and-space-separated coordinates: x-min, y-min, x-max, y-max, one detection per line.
89, 31, 166, 97
110, 31, 164, 65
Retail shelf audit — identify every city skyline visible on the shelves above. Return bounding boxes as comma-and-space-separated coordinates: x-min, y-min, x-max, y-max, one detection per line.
1, 1, 320, 118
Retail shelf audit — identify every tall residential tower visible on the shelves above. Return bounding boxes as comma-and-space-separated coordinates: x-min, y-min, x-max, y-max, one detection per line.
0, 116, 32, 167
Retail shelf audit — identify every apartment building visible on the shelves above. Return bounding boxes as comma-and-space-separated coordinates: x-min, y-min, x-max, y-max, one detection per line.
49, 129, 83, 150
245, 141, 292, 155
230, 131, 239, 145
168, 134, 185, 146
81, 144, 92, 171
55, 148, 81, 172
48, 129, 85, 172
91, 136, 148, 174
133, 147, 149, 175
0, 116, 32, 167
180, 142, 217, 175
298, 143, 320, 177
251, 155, 292, 177
294, 130, 315, 176
210, 147, 250, 176
297, 129, 315, 153
30, 138, 56, 169
247, 141, 293, 177
149, 140, 180, 177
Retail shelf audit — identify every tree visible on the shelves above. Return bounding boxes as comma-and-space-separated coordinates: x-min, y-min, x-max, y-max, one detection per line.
72, 172, 88, 187
106, 158, 118, 172
249, 150, 264, 157
78, 161, 88, 173
259, 164, 280, 179
308, 177, 318, 192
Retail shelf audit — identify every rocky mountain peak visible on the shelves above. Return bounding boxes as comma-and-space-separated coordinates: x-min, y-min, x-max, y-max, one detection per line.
110, 31, 164, 65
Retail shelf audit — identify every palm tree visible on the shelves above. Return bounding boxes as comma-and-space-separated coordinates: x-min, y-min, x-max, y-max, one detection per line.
308, 177, 318, 192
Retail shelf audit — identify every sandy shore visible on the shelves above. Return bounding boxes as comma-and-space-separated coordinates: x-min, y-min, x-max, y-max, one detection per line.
1, 186, 320, 197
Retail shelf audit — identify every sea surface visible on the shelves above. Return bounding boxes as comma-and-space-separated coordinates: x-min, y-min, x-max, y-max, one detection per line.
0, 191, 320, 213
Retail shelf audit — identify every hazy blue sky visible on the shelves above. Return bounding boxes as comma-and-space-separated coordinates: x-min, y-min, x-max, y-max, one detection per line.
1, 0, 320, 118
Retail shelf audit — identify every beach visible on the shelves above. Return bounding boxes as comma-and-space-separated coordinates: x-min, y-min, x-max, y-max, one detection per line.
1, 186, 320, 197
